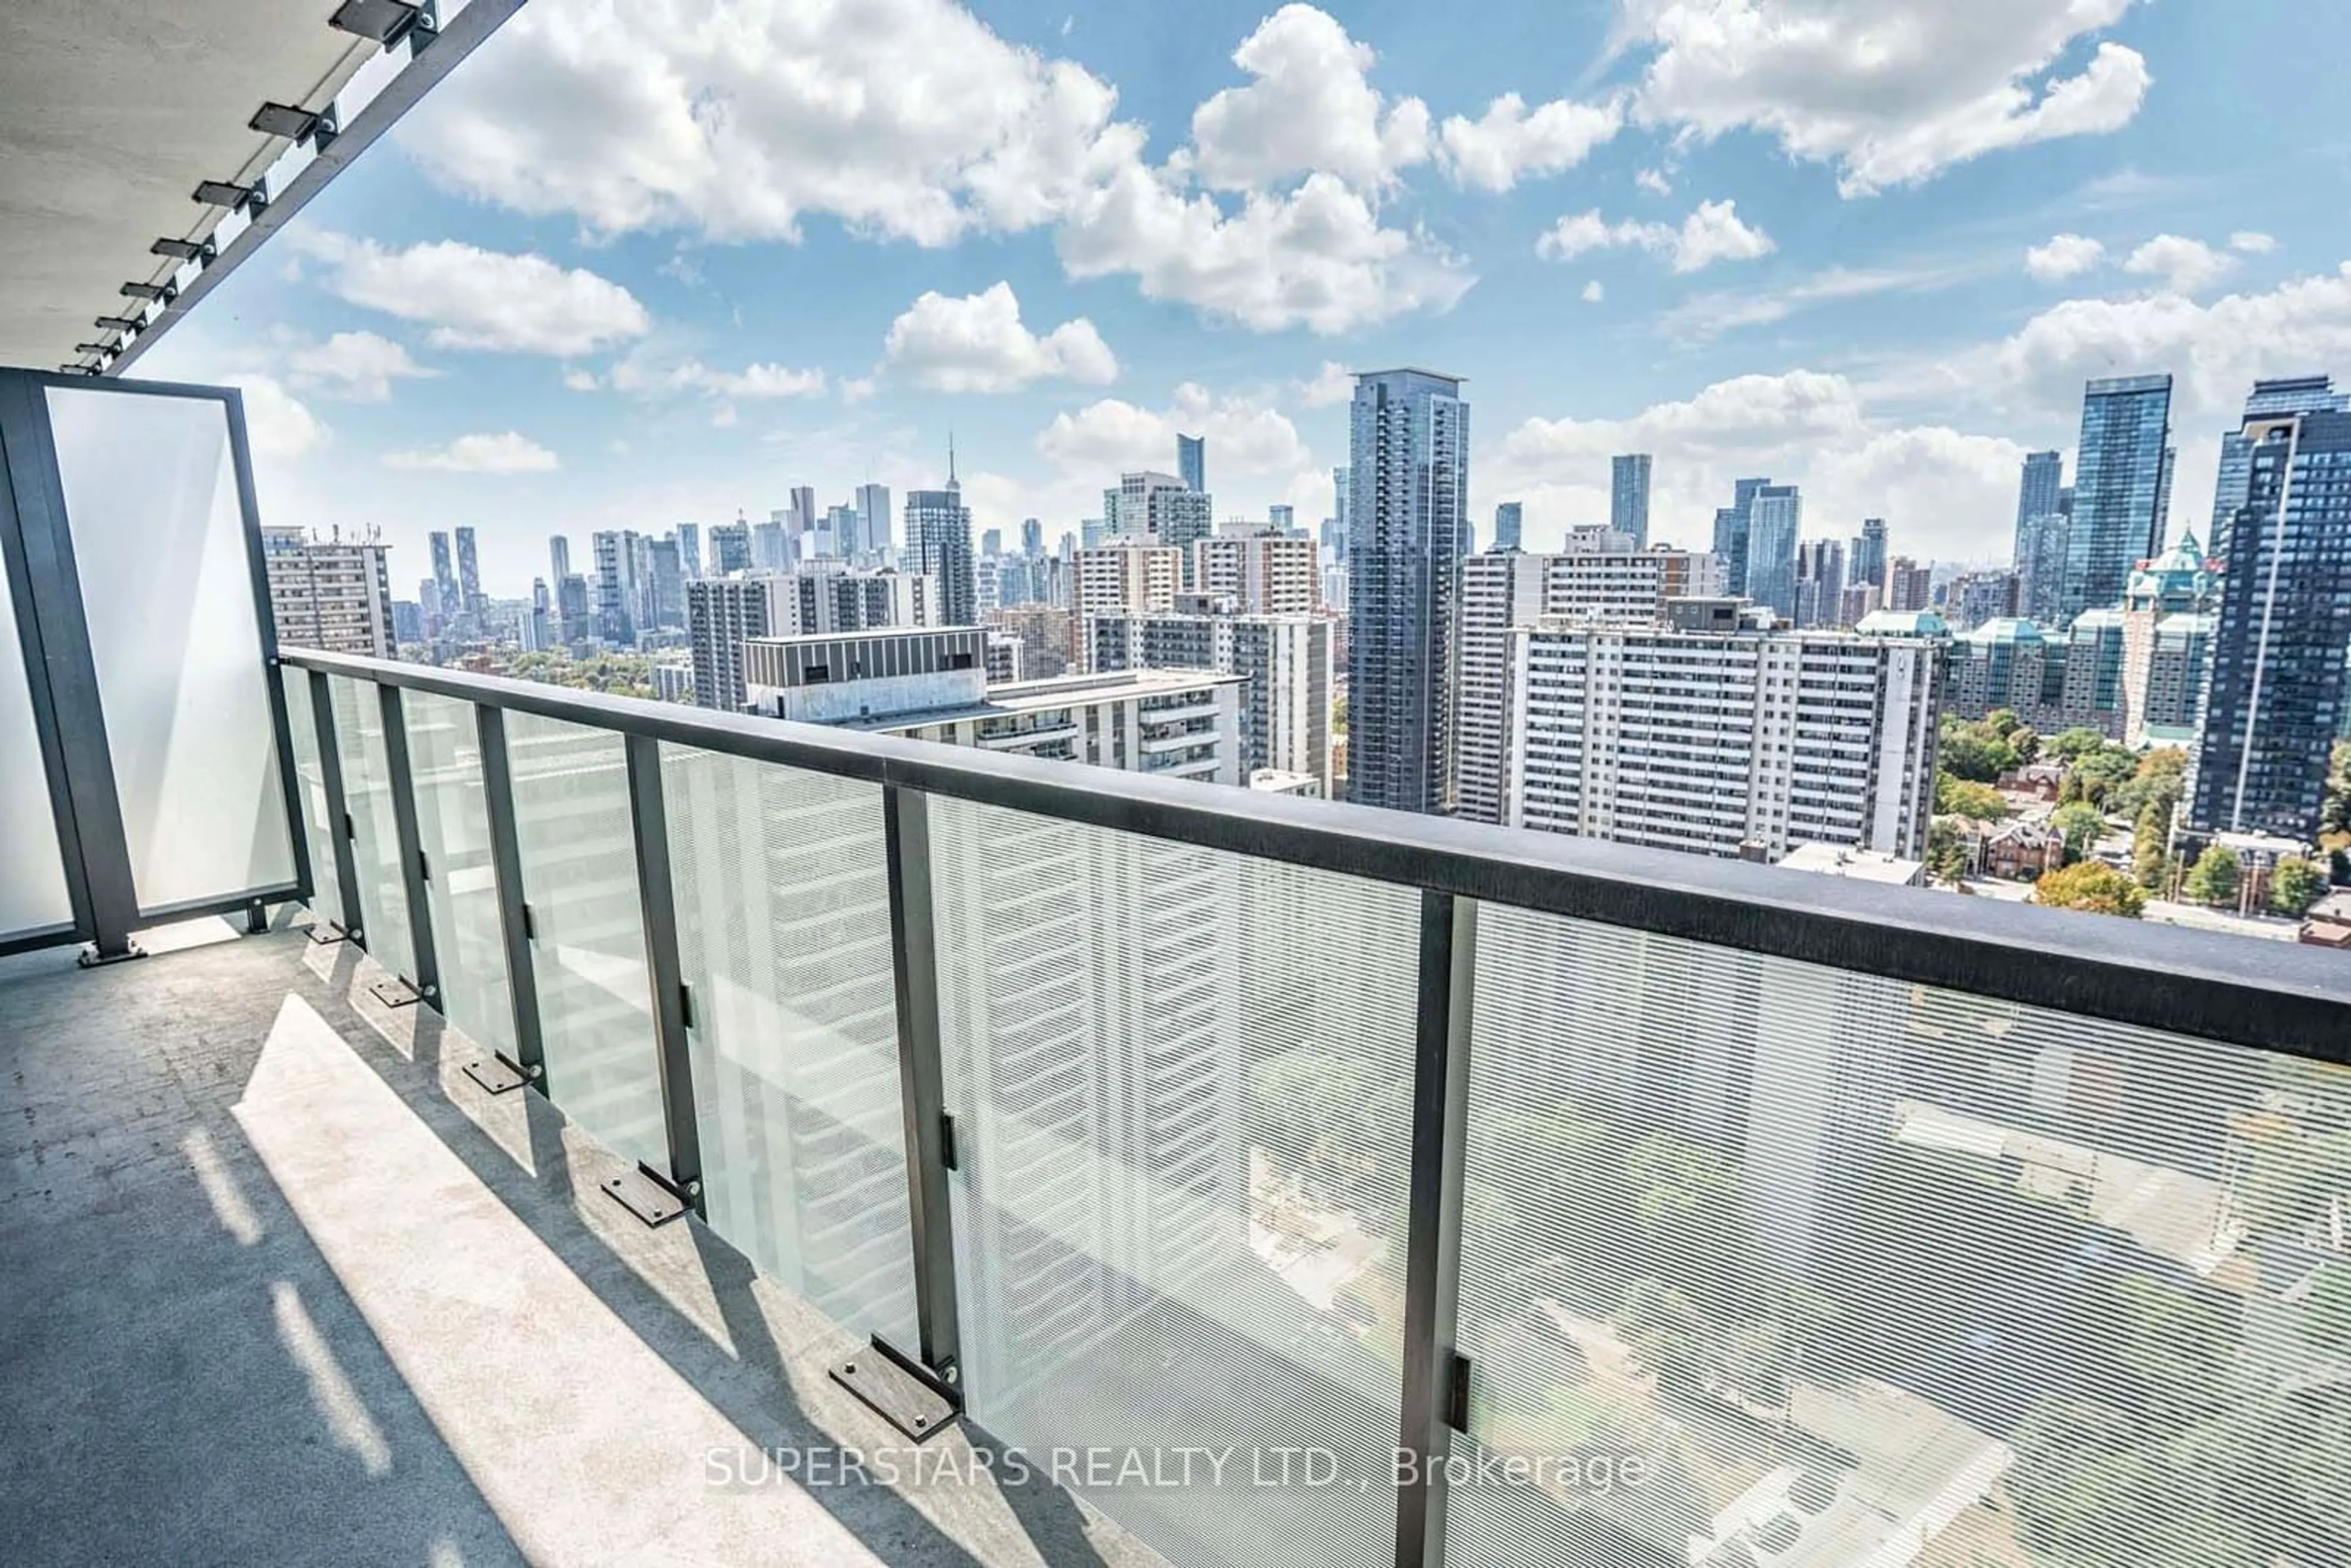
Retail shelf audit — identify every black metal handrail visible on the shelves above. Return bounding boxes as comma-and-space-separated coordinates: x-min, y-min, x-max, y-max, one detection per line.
279, 646, 2351, 1063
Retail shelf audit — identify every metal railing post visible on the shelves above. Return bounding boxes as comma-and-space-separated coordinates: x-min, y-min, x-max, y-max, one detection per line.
624, 732, 703, 1215
1394, 890, 1477, 1568
883, 783, 962, 1382
378, 683, 438, 1003
308, 669, 365, 943
474, 703, 547, 1090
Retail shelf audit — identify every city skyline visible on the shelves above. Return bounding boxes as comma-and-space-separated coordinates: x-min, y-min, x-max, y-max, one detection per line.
125, 1, 2351, 596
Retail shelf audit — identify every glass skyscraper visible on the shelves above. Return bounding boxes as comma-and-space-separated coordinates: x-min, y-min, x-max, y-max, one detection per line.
905, 467, 975, 627
1849, 517, 1888, 597
1744, 484, 1803, 621
1610, 453, 1652, 549
1711, 476, 1771, 596
1176, 433, 1205, 493
1346, 368, 1468, 814
1491, 501, 1522, 552
2061, 374, 2173, 625
2210, 376, 2349, 558
2188, 398, 2351, 839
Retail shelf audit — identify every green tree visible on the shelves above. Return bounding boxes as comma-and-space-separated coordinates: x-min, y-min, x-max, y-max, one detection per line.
2272, 857, 2328, 917
2052, 801, 2108, 859
2036, 861, 2147, 917
1939, 727, 2014, 782
1982, 707, 2024, 738
2009, 725, 2042, 763
2323, 740, 2351, 839
1936, 774, 2008, 820
2046, 726, 2109, 762
1927, 819, 1970, 883
2132, 801, 2170, 890
2183, 845, 2242, 908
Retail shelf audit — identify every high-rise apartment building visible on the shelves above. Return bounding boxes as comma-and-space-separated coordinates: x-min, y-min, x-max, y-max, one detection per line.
591, 530, 641, 643
1744, 484, 1803, 621
2211, 377, 2350, 555
789, 486, 817, 539
1884, 557, 1933, 613
1452, 548, 1726, 822
1947, 570, 2020, 631
986, 602, 1081, 681
1850, 517, 1888, 598
1492, 501, 1523, 552
1267, 504, 1295, 535
1611, 454, 1652, 549
555, 574, 590, 647
1091, 612, 1335, 792
1176, 433, 1205, 495
261, 526, 396, 658
1104, 470, 1214, 576
453, 526, 482, 615
1020, 517, 1044, 557
2188, 397, 2351, 839
428, 531, 457, 629
1494, 620, 1941, 861
2062, 373, 2174, 625
1346, 367, 1468, 814
709, 520, 752, 576
648, 536, 686, 631
1190, 532, 1318, 615
1793, 538, 1846, 628
676, 523, 700, 581
857, 484, 893, 557
549, 534, 571, 586
1076, 541, 1183, 618
905, 467, 975, 626
1710, 477, 1771, 597
686, 568, 935, 712
752, 516, 789, 571
2015, 450, 2064, 533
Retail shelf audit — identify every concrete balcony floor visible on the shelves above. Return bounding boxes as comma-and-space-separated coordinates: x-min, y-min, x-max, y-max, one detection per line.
0, 916, 1169, 1568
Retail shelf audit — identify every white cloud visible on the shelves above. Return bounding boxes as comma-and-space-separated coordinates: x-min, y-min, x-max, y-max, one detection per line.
1635, 167, 1673, 195
404, 0, 1141, 247
1582, 280, 1606, 304
1037, 383, 1311, 479
2229, 230, 2278, 255
295, 232, 649, 356
1187, 5, 1430, 192
1295, 361, 1355, 407
1059, 167, 1472, 334
2122, 234, 2235, 294
384, 432, 561, 473
1437, 92, 1623, 192
227, 375, 326, 460
1625, 0, 2153, 195
1492, 369, 2022, 559
879, 282, 1117, 392
1661, 258, 1990, 345
563, 368, 600, 392
2025, 233, 2105, 283
285, 331, 435, 402
1535, 199, 1772, 273
602, 350, 828, 399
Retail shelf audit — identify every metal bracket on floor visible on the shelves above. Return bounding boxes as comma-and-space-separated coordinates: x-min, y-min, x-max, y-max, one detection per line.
76, 940, 146, 969
462, 1050, 539, 1096
601, 1161, 694, 1228
831, 1334, 961, 1442
367, 973, 423, 1009
306, 918, 354, 945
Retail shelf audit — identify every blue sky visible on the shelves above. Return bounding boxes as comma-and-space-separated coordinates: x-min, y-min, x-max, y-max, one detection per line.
140, 0, 2351, 600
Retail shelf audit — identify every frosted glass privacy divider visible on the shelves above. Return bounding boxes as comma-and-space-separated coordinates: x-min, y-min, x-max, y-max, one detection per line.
279, 669, 342, 932
43, 384, 293, 913
0, 523, 72, 942
1447, 901, 2351, 1568
662, 745, 917, 1348
930, 797, 1421, 1568
404, 692, 513, 1055
506, 712, 665, 1171
326, 675, 414, 986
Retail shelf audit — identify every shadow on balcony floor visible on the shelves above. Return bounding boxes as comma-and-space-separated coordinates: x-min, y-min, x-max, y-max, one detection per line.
0, 917, 1168, 1568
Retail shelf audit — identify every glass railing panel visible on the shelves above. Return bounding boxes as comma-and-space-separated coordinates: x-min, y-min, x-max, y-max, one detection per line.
662, 746, 917, 1348
278, 669, 340, 931
1448, 901, 2351, 1568
506, 712, 664, 1170
43, 384, 294, 912
0, 530, 70, 942
930, 798, 1421, 1568
326, 673, 413, 983
403, 692, 513, 1056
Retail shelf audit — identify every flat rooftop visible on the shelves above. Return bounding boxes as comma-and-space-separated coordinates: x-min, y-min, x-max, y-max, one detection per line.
837, 667, 1242, 731
0, 918, 1165, 1568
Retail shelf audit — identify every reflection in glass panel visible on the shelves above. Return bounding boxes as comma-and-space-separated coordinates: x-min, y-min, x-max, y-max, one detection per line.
279, 669, 340, 931
327, 675, 412, 983
404, 692, 512, 1055
1449, 902, 2351, 1568
931, 798, 1420, 1568
506, 713, 663, 1170
45, 386, 293, 911
662, 746, 916, 1348
0, 532, 71, 940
